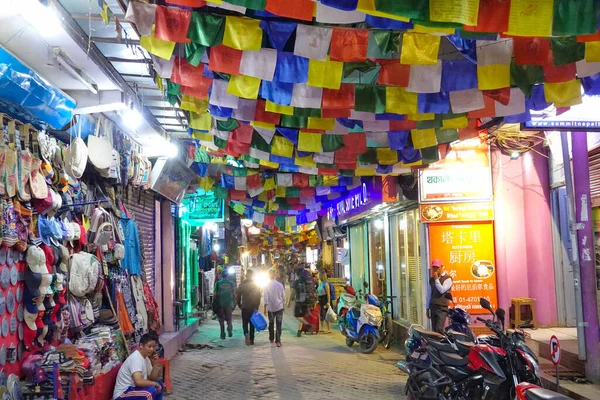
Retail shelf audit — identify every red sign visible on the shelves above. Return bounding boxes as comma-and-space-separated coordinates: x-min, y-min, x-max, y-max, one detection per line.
550, 335, 561, 366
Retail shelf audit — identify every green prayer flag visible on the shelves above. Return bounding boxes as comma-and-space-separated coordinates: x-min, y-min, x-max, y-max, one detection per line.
420, 146, 439, 164
279, 203, 292, 210
214, 136, 227, 149
343, 61, 378, 78
309, 175, 324, 187
232, 166, 248, 177
226, 0, 266, 11
510, 61, 544, 98
187, 13, 225, 47
339, 170, 354, 176
233, 203, 245, 215
416, 119, 441, 130
250, 131, 271, 152
375, 0, 429, 20
321, 134, 344, 152
185, 42, 206, 67
354, 85, 386, 113
550, 37, 585, 66
275, 216, 286, 228
552, 0, 599, 36
369, 31, 401, 58
167, 81, 181, 96
280, 115, 308, 129
195, 148, 211, 163
435, 129, 459, 144
457, 30, 495, 39
358, 149, 378, 164
293, 108, 321, 118
286, 187, 300, 197
316, 163, 334, 169
214, 186, 229, 199
241, 155, 260, 164
217, 118, 239, 132
167, 94, 179, 106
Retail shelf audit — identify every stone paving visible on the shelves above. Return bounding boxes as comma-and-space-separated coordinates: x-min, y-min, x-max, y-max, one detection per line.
168, 309, 408, 399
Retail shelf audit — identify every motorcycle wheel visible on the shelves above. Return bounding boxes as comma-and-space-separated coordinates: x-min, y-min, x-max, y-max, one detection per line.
359, 333, 378, 354
382, 315, 393, 349
346, 338, 354, 347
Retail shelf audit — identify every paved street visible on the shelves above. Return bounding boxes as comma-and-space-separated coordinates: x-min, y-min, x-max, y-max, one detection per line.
169, 309, 408, 399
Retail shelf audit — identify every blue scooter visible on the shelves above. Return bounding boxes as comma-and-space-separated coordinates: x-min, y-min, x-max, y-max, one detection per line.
341, 292, 383, 354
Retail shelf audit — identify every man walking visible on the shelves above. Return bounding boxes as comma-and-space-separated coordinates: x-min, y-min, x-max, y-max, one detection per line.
215, 272, 235, 340
264, 269, 285, 347
427, 259, 453, 334
287, 267, 312, 336
236, 269, 262, 346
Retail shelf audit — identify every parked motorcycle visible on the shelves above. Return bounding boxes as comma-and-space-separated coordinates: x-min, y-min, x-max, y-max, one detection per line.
515, 383, 573, 400
337, 285, 382, 354
378, 296, 394, 349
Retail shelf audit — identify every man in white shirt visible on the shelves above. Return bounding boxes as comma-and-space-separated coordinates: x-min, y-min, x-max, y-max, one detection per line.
426, 259, 454, 334
263, 269, 285, 347
113, 333, 163, 400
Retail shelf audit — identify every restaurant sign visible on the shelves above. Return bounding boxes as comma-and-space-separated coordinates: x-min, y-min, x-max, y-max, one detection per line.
428, 222, 498, 315
420, 201, 494, 223
326, 181, 382, 221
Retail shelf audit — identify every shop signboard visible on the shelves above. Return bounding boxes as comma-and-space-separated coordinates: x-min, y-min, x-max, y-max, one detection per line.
420, 201, 494, 223
150, 157, 197, 204
326, 180, 383, 222
428, 222, 498, 315
419, 139, 492, 204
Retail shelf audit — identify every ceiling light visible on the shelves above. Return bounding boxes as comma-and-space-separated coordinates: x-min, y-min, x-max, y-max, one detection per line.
9, 0, 63, 38
166, 142, 178, 158
213, 243, 220, 252
55, 52, 98, 94
123, 106, 142, 129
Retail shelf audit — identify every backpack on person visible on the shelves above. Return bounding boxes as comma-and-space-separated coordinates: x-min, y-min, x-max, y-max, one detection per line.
328, 282, 337, 301
295, 279, 308, 303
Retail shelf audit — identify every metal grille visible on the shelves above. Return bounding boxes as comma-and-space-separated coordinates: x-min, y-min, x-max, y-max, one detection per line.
123, 186, 156, 294
589, 147, 600, 200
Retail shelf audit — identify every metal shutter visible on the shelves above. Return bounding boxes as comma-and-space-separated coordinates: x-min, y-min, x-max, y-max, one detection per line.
123, 186, 156, 294
589, 147, 600, 201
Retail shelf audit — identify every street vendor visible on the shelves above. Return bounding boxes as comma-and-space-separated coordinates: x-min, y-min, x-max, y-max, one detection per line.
112, 333, 164, 400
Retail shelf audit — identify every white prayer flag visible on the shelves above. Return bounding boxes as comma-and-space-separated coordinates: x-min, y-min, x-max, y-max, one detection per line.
294, 25, 333, 61
240, 49, 277, 81
407, 61, 443, 93
449, 88, 485, 113
291, 84, 323, 108
209, 79, 239, 109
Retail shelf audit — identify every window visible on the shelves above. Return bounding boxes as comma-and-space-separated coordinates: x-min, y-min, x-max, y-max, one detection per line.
390, 209, 422, 324
368, 218, 387, 297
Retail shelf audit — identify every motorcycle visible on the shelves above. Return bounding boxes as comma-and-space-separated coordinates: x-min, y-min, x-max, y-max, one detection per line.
515, 383, 573, 400
337, 285, 382, 354
401, 298, 540, 400
378, 296, 394, 349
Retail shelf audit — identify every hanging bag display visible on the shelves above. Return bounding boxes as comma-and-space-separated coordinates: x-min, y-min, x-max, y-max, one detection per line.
64, 119, 88, 179
87, 116, 114, 171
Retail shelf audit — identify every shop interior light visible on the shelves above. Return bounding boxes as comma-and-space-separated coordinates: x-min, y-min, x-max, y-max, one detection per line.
227, 267, 235, 275
213, 243, 220, 252
241, 219, 253, 227
510, 152, 521, 160
9, 0, 63, 38
123, 106, 142, 129
374, 219, 384, 230
166, 142, 178, 158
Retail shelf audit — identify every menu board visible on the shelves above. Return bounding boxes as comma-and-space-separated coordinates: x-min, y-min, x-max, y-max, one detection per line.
428, 222, 498, 315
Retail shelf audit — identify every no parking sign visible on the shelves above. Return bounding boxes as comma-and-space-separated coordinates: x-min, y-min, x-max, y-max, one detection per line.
550, 335, 561, 366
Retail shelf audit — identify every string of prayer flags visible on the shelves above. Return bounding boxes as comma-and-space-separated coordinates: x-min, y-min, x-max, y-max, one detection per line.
506, 0, 554, 38
140, 26, 176, 60
330, 29, 369, 62
265, 0, 315, 22
429, 0, 479, 26
223, 16, 263, 51
400, 32, 441, 65
124, 1, 156, 37
552, 0, 599, 37
187, 13, 225, 47
154, 6, 191, 42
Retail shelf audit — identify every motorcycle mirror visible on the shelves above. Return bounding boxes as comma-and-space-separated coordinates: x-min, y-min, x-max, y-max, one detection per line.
363, 281, 370, 289
479, 298, 493, 313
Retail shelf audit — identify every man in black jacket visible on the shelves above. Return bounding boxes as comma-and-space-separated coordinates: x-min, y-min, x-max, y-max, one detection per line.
236, 269, 262, 345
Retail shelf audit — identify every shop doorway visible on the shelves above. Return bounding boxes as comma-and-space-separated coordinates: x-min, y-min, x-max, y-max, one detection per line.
551, 187, 577, 327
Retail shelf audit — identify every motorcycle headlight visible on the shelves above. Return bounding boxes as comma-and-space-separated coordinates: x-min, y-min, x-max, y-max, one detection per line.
466, 313, 472, 325
521, 351, 540, 377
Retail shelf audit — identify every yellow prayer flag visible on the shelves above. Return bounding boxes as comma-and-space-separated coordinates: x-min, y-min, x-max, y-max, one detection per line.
442, 117, 469, 129
410, 25, 457, 36
192, 131, 212, 142
295, 153, 317, 167
400, 33, 440, 65
544, 79, 582, 106
140, 26, 176, 60
298, 132, 323, 153
199, 176, 215, 192
407, 113, 435, 121
403, 159, 423, 167
222, 16, 262, 51
276, 186, 286, 197
585, 42, 600, 62
189, 112, 212, 131
477, 64, 511, 90
506, 0, 553, 37
271, 136, 294, 158
307, 118, 335, 130
385, 87, 418, 114
227, 75, 260, 99
264, 177, 276, 191
258, 192, 269, 202
376, 148, 399, 165
251, 121, 276, 130
260, 159, 279, 168
355, 167, 376, 176
266, 101, 294, 115
411, 129, 438, 149
555, 96, 583, 108
429, 0, 479, 26
307, 58, 343, 90
356, 0, 410, 22
181, 95, 208, 113
323, 176, 339, 186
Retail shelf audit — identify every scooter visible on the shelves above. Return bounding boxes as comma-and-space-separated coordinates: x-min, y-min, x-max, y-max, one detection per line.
515, 383, 573, 400
343, 301, 383, 354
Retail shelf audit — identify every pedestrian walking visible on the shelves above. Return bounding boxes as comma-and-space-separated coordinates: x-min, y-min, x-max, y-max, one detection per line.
426, 259, 454, 334
287, 267, 312, 336
317, 272, 333, 334
236, 269, 262, 346
264, 269, 285, 347
215, 272, 236, 339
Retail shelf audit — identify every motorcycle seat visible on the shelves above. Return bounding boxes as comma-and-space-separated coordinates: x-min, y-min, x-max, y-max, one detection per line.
525, 388, 573, 400
413, 326, 445, 341
438, 350, 469, 367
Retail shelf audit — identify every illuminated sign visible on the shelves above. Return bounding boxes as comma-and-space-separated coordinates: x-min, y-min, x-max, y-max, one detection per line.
326, 181, 382, 221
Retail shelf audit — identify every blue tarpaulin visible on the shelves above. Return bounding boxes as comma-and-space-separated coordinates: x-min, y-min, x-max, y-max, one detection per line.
0, 46, 76, 129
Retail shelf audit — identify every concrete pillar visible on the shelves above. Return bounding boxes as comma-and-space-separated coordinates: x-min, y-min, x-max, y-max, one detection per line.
571, 132, 600, 382
161, 200, 176, 332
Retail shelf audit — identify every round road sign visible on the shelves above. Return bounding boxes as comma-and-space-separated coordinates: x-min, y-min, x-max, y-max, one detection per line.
550, 335, 561, 366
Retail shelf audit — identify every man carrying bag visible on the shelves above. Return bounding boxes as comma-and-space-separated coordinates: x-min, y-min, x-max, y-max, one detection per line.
236, 269, 262, 346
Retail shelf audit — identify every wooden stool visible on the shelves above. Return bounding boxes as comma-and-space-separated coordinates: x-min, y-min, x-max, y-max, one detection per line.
510, 297, 536, 328
157, 358, 173, 394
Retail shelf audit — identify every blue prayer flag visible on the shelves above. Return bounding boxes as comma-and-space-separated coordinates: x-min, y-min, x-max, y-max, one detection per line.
260, 80, 294, 105
441, 60, 478, 92
418, 92, 451, 114
274, 52, 309, 84
388, 130, 410, 150
260, 21, 297, 51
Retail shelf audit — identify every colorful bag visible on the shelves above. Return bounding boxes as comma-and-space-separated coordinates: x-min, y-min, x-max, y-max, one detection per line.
250, 312, 267, 331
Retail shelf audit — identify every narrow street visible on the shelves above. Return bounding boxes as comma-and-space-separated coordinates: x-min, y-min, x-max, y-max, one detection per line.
169, 309, 408, 400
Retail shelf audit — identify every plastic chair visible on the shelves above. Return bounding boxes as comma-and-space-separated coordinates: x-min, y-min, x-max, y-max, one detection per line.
157, 358, 172, 394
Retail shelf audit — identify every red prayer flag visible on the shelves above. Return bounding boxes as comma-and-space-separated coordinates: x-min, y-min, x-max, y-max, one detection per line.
208, 45, 243, 75
154, 6, 192, 43
458, 119, 480, 141
483, 88, 511, 106
293, 174, 309, 187
322, 108, 351, 118
300, 187, 315, 197
322, 83, 355, 109
287, 197, 300, 204
468, 95, 495, 118
181, 77, 213, 100
377, 60, 410, 86
577, 31, 600, 42
229, 190, 246, 201
334, 147, 357, 163
343, 133, 366, 153
292, 204, 306, 210
264, 214, 276, 226
513, 38, 551, 65
318, 168, 338, 176
265, 0, 315, 22
171, 57, 205, 88
337, 161, 357, 170
167, 0, 207, 6
463, 0, 510, 34
254, 100, 281, 125
232, 124, 254, 144
225, 140, 247, 157
390, 120, 417, 130
246, 174, 261, 189
330, 29, 369, 62
543, 63, 577, 83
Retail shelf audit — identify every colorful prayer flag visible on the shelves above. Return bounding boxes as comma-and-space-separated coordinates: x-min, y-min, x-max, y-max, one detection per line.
506, 0, 554, 37
307, 58, 344, 90
294, 25, 333, 61
227, 75, 261, 99
429, 0, 479, 26
222, 16, 263, 51
187, 13, 225, 47
477, 64, 510, 90
154, 6, 191, 43
329, 29, 369, 62
400, 33, 440, 65
208, 45, 243, 75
